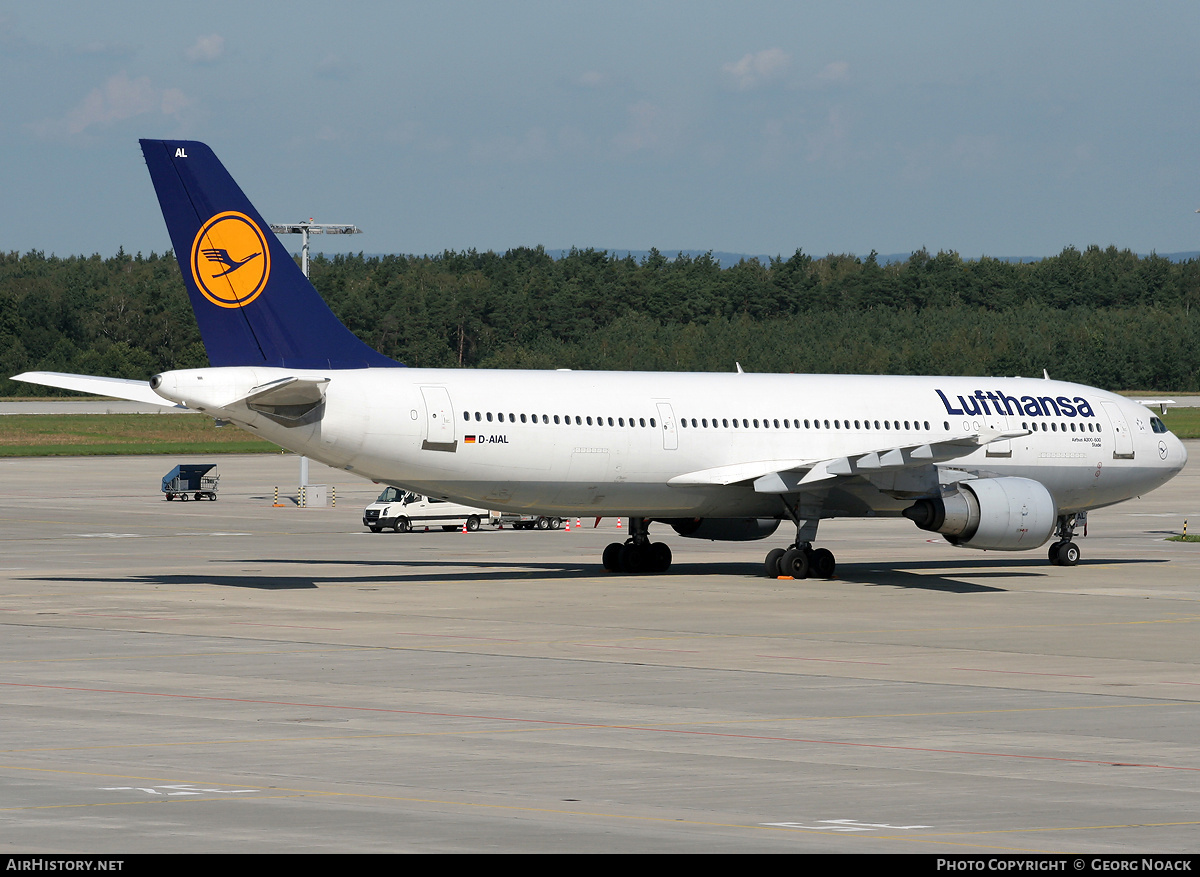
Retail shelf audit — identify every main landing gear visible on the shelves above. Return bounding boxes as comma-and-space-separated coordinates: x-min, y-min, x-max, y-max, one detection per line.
763, 544, 836, 579
762, 514, 836, 579
1047, 512, 1085, 566
602, 517, 672, 574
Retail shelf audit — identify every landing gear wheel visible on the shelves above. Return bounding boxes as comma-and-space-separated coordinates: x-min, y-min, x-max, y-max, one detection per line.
1058, 541, 1080, 566
649, 542, 672, 573
808, 547, 836, 579
603, 542, 623, 571
779, 546, 809, 579
764, 547, 786, 578
618, 543, 647, 574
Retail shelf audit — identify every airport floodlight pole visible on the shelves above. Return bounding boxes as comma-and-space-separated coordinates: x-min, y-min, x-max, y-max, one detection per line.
268, 219, 362, 278
268, 221, 361, 493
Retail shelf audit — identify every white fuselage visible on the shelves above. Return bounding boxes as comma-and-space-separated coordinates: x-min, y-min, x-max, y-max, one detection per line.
151, 367, 1187, 521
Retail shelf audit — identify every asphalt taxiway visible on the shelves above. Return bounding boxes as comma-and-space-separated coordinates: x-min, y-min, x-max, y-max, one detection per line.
1, 450, 1198, 853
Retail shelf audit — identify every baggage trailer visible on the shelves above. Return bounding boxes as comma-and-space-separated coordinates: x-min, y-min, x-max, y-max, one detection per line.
162, 464, 219, 501
490, 512, 564, 530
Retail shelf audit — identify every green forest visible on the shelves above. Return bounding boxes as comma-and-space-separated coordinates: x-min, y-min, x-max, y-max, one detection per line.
3, 244, 1199, 396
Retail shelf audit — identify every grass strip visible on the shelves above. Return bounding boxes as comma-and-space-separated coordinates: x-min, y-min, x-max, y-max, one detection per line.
0, 413, 278, 456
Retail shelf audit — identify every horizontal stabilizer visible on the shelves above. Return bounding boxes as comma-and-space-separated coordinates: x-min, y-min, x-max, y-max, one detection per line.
11, 372, 190, 410
239, 376, 330, 407
233, 376, 330, 426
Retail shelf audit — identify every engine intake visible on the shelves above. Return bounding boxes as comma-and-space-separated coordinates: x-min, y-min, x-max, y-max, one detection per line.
903, 477, 1056, 551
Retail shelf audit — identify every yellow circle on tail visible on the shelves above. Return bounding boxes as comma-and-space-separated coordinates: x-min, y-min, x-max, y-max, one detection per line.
190, 211, 271, 308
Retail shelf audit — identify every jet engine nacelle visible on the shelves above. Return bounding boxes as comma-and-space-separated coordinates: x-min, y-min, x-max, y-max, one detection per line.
664, 517, 781, 542
902, 477, 1056, 551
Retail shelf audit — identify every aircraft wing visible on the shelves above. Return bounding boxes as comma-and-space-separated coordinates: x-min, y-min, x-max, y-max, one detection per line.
11, 371, 190, 410
667, 426, 1029, 496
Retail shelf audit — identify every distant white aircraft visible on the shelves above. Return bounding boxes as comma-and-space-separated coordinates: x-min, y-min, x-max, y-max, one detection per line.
15, 140, 1188, 576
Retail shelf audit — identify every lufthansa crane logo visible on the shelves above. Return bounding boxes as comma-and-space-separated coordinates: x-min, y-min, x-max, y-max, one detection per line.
190, 211, 271, 308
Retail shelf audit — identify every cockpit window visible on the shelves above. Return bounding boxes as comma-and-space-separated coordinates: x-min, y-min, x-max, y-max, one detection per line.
1150, 417, 1168, 434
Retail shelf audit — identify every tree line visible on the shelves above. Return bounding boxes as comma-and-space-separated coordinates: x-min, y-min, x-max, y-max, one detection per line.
3, 244, 1199, 396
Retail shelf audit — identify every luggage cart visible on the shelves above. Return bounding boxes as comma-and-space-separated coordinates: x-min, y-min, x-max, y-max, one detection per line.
162, 464, 219, 501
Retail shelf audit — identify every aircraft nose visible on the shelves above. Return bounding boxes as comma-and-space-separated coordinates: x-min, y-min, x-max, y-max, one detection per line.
1161, 431, 1188, 475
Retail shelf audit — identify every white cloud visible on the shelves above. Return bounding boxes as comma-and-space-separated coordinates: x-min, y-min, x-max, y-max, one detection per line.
722, 48, 791, 90
185, 34, 224, 63
817, 61, 849, 83
28, 71, 189, 139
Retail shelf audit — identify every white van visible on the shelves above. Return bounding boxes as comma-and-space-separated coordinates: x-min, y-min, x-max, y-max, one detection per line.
363, 487, 489, 532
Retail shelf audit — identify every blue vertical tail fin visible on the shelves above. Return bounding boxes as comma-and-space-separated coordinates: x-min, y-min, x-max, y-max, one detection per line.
140, 139, 401, 369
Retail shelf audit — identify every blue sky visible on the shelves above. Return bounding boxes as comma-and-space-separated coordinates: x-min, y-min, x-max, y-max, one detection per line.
4, 1, 1200, 260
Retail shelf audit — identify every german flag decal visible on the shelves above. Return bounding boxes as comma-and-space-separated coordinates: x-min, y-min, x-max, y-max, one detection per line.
464, 435, 476, 443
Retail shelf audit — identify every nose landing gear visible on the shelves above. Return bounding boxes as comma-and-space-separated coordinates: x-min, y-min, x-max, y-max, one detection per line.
1047, 512, 1085, 566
